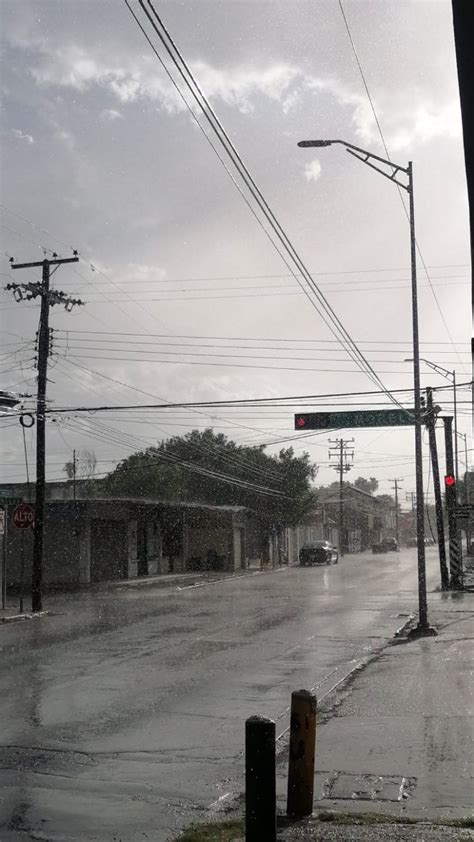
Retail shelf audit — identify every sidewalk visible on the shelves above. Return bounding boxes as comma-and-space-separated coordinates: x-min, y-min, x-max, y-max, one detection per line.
273, 591, 474, 840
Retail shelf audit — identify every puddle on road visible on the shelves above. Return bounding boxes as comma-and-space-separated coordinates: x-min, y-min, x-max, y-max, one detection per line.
322, 771, 417, 802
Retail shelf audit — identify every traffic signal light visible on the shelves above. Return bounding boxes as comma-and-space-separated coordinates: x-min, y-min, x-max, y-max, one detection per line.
444, 475, 456, 488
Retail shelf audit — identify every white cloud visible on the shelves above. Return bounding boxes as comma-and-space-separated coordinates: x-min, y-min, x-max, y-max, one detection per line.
29, 43, 300, 115
101, 108, 123, 121
55, 129, 75, 149
304, 158, 322, 183
23, 39, 463, 151
12, 128, 34, 144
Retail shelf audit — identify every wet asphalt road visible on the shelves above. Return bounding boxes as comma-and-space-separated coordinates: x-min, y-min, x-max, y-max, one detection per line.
0, 548, 442, 841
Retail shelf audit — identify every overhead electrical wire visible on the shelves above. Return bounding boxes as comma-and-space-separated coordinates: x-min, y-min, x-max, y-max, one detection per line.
51, 329, 468, 346
337, 0, 467, 374
64, 415, 288, 497
53, 342, 468, 367
125, 0, 407, 409
23, 378, 468, 415
54, 359, 287, 482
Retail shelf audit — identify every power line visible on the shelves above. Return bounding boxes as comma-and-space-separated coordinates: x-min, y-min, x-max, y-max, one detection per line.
337, 0, 467, 373
52, 329, 468, 347
53, 343, 468, 367
49, 273, 470, 288
126, 0, 405, 405
58, 352, 445, 375
17, 378, 467, 415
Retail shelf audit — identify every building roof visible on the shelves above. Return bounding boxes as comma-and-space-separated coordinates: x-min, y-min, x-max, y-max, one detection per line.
45, 497, 247, 514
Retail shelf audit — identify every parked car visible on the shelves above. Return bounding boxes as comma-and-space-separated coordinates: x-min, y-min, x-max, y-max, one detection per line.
299, 540, 338, 566
372, 538, 399, 554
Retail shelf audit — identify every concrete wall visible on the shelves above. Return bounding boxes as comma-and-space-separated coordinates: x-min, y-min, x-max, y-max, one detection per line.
5, 507, 81, 589
184, 525, 233, 571
127, 520, 138, 579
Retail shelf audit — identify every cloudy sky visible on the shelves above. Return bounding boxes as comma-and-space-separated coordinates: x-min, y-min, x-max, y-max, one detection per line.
0, 0, 471, 505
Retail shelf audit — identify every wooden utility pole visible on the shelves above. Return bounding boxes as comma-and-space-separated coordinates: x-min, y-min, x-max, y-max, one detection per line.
6, 254, 82, 611
329, 438, 354, 556
425, 388, 449, 589
389, 478, 404, 544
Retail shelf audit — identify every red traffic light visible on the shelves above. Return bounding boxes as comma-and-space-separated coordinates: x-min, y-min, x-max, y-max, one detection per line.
444, 474, 456, 488
296, 416, 306, 428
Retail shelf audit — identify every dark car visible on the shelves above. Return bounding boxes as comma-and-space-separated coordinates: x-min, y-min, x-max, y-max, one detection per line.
299, 540, 338, 566
372, 538, 399, 554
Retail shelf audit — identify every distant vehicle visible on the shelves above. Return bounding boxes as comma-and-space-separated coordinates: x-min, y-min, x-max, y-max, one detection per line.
372, 538, 399, 554
406, 537, 417, 547
299, 540, 338, 566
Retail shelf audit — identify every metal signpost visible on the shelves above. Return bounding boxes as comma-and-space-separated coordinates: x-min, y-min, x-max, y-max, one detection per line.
12, 503, 35, 530
294, 408, 435, 635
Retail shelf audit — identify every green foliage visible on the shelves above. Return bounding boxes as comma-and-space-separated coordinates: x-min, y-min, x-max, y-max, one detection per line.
375, 493, 396, 507
103, 428, 317, 528
177, 820, 243, 841
354, 476, 379, 494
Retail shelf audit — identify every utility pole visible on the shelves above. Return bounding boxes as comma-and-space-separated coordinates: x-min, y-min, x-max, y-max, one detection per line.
442, 416, 463, 589
405, 491, 416, 512
329, 438, 354, 557
73, 449, 77, 501
389, 478, 403, 545
6, 254, 82, 612
425, 388, 449, 590
460, 432, 471, 550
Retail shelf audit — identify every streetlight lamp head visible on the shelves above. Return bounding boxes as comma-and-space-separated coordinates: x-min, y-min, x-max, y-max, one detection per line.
297, 140, 334, 148
404, 358, 414, 363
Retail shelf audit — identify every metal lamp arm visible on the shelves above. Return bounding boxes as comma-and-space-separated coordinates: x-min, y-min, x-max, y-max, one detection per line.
297, 138, 409, 191
420, 359, 453, 381
345, 148, 409, 191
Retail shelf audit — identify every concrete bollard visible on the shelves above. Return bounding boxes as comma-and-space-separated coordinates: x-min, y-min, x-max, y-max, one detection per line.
287, 689, 317, 818
245, 715, 276, 842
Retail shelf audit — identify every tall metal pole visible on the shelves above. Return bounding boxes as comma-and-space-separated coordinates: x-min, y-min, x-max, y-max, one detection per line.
443, 416, 462, 589
453, 370, 459, 490
32, 259, 50, 613
426, 387, 449, 589
408, 163, 428, 630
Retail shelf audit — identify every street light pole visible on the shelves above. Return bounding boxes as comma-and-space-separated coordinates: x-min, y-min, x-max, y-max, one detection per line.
298, 138, 432, 635
453, 369, 459, 488
407, 163, 429, 630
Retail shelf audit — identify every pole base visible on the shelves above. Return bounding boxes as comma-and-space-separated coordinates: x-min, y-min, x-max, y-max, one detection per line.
407, 623, 437, 640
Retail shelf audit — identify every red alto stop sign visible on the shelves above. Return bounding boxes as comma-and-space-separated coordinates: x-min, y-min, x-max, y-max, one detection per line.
12, 503, 35, 529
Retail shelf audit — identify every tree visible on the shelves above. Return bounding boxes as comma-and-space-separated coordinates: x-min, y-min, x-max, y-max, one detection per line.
103, 429, 318, 529
354, 476, 379, 495
376, 493, 397, 509
63, 449, 97, 481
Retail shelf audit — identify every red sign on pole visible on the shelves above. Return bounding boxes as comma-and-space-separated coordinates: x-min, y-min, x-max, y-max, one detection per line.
12, 503, 35, 529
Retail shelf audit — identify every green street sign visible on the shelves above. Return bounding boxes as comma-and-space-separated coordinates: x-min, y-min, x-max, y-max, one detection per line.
294, 409, 415, 430
0, 497, 23, 506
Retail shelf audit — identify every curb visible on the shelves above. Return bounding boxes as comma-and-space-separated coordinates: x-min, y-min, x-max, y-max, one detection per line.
1, 610, 49, 623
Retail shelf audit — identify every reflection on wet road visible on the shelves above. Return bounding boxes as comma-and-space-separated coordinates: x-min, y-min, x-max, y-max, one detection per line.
0, 549, 442, 840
